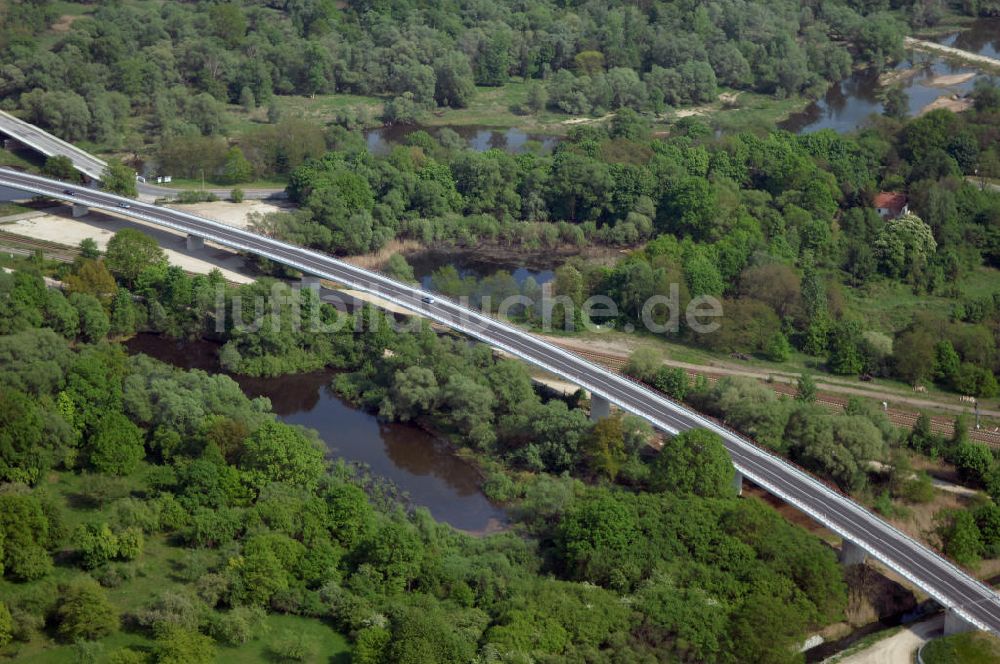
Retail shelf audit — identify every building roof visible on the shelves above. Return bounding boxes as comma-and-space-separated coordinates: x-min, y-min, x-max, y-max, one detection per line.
873, 191, 907, 211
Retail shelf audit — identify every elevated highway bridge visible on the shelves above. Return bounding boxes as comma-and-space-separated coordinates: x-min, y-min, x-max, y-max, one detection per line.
2, 166, 998, 637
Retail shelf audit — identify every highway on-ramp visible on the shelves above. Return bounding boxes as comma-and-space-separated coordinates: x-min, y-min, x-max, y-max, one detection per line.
2, 167, 998, 635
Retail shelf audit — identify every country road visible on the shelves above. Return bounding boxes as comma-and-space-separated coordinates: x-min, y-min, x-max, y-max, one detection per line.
544, 337, 1000, 446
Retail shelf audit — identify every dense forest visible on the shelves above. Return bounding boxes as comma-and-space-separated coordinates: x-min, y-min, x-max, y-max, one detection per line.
3, 0, 1000, 660
0, 247, 850, 662
239, 84, 1000, 400
0, 0, 969, 149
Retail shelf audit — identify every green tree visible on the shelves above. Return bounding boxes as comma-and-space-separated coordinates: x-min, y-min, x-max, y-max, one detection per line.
652, 429, 735, 497
953, 443, 994, 486
796, 373, 817, 403
230, 187, 244, 203
584, 413, 628, 481
894, 329, 936, 386
222, 146, 253, 184
909, 412, 937, 455
940, 510, 983, 566
65, 259, 117, 305
153, 624, 216, 664
101, 159, 137, 198
42, 155, 79, 181
873, 213, 937, 280
625, 347, 661, 382
0, 601, 12, 648
389, 366, 439, 421
79, 238, 101, 259
827, 320, 864, 375
110, 288, 142, 337
105, 229, 167, 287
477, 30, 512, 86
433, 52, 475, 108
384, 254, 416, 283
45, 289, 80, 339
440, 374, 496, 449
354, 626, 391, 664
88, 412, 144, 475
0, 389, 51, 485
267, 101, 282, 124
0, 493, 54, 581
69, 292, 110, 342
239, 85, 255, 112
953, 363, 999, 399
933, 340, 961, 386
526, 82, 548, 112
56, 577, 119, 642
653, 366, 689, 400
74, 522, 121, 569
882, 86, 909, 119
239, 421, 326, 489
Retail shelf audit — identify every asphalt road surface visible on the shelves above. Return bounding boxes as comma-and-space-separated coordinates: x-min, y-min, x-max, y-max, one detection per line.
2, 167, 998, 635
0, 111, 283, 200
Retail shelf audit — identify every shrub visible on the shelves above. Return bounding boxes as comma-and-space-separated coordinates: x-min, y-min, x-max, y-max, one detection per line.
268, 631, 319, 662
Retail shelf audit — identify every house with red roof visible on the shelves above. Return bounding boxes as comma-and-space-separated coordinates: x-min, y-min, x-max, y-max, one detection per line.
873, 192, 909, 219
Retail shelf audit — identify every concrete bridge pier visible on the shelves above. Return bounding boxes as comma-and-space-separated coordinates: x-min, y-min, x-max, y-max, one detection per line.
732, 468, 743, 496
300, 275, 321, 288
186, 234, 204, 251
71, 203, 89, 218
590, 393, 611, 421
839, 539, 868, 566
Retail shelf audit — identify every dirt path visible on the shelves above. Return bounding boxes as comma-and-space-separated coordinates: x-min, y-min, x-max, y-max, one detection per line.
825, 614, 942, 664
905, 36, 1000, 69
545, 336, 1000, 417
543, 336, 1000, 446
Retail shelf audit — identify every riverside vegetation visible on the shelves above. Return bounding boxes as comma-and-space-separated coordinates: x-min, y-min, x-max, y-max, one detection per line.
0, 236, 851, 663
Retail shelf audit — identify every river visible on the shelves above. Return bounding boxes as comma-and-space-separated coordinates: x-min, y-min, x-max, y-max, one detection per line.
406, 248, 558, 291
124, 334, 509, 534
782, 18, 997, 134
365, 124, 561, 156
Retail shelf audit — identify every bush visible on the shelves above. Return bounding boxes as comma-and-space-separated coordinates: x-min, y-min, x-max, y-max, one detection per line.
268, 630, 318, 662
230, 188, 244, 203
175, 191, 219, 204
482, 472, 520, 503
952, 442, 995, 486
56, 577, 119, 642
152, 624, 215, 664
209, 606, 267, 646
108, 648, 147, 664
0, 602, 12, 648
898, 472, 935, 504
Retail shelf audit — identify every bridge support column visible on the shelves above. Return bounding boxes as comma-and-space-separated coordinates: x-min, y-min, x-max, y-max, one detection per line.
732, 468, 743, 496
71, 203, 89, 218
185, 234, 204, 251
590, 393, 610, 422
944, 607, 978, 636
839, 539, 868, 566
300, 275, 321, 288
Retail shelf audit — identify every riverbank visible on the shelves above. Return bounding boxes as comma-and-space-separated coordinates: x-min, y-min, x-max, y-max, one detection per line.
124, 333, 510, 534
905, 36, 1000, 72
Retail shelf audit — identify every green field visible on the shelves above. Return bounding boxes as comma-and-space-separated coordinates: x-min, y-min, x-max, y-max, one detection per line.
922, 631, 1000, 664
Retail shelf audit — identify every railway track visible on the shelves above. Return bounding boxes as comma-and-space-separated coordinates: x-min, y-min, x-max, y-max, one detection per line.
0, 229, 78, 262
558, 344, 1000, 448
